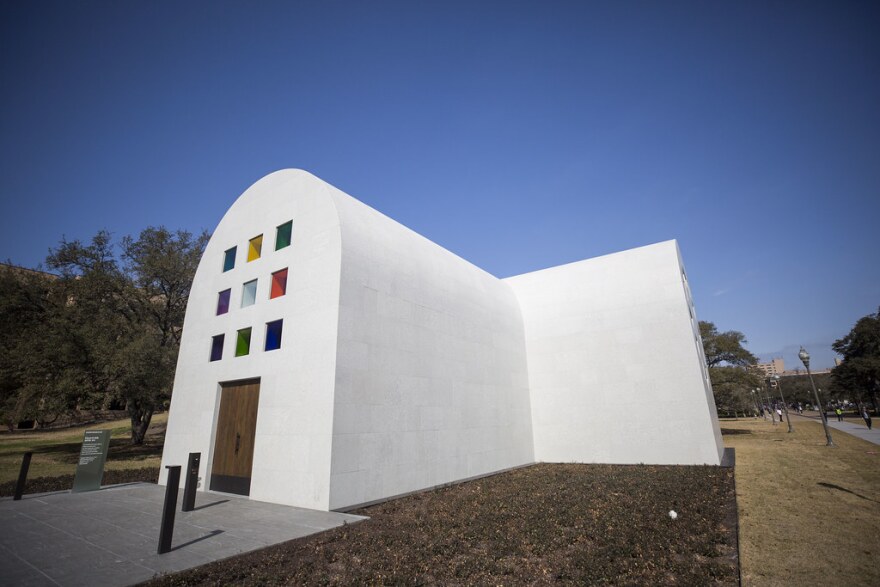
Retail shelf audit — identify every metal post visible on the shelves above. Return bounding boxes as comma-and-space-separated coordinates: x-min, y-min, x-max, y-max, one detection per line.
806, 365, 835, 447
775, 376, 794, 433
764, 381, 776, 424
755, 389, 767, 419
799, 346, 834, 447
158, 465, 181, 554
182, 452, 200, 512
14, 452, 33, 501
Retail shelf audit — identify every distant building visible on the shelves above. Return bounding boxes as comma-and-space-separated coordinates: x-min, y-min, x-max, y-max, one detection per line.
755, 358, 784, 378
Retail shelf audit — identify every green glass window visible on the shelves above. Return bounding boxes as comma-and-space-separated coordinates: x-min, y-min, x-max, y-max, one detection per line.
235, 327, 252, 357
275, 220, 292, 250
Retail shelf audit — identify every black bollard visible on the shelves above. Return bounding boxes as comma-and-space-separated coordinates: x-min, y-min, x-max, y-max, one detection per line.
14, 452, 33, 501
181, 452, 200, 512
158, 465, 181, 554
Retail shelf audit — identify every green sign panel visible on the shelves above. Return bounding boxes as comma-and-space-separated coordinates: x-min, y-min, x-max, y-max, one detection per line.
72, 430, 111, 493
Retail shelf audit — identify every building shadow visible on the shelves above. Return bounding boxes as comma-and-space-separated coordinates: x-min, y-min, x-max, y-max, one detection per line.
191, 499, 229, 511
171, 529, 224, 551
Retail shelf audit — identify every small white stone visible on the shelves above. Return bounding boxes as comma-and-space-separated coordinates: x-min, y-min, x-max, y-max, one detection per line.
669, 510, 678, 519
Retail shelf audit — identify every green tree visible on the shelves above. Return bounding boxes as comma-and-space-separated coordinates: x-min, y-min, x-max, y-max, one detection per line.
770, 373, 833, 407
45, 227, 208, 443
708, 366, 764, 416
0, 264, 57, 430
699, 321, 759, 416
699, 321, 757, 367
118, 227, 209, 443
831, 307, 880, 410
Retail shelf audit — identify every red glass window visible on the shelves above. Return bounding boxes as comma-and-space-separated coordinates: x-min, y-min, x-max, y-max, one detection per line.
270, 268, 288, 299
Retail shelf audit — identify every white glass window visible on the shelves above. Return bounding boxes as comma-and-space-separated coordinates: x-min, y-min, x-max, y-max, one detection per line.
241, 279, 257, 308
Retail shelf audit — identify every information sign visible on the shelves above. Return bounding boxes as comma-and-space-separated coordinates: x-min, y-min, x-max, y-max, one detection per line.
72, 429, 111, 492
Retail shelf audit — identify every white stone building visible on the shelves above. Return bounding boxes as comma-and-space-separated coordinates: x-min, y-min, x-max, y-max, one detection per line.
160, 169, 723, 511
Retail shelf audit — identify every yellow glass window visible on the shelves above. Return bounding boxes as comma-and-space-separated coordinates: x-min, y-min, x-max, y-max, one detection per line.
247, 235, 263, 262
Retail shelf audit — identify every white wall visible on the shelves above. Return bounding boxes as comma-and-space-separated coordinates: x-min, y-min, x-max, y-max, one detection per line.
161, 170, 344, 510
326, 189, 535, 510
162, 170, 724, 513
505, 240, 723, 465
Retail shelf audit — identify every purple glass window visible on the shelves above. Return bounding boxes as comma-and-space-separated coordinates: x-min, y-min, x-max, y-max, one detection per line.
217, 289, 231, 315
210, 334, 224, 362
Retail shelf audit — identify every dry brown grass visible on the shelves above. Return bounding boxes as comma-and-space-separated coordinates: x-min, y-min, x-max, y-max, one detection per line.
721, 416, 880, 587
0, 413, 167, 483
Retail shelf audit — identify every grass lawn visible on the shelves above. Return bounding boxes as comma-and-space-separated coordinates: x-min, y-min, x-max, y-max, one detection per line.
721, 416, 880, 587
0, 412, 166, 484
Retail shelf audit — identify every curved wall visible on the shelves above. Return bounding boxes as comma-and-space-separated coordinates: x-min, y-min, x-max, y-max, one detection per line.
161, 170, 344, 510
326, 188, 534, 509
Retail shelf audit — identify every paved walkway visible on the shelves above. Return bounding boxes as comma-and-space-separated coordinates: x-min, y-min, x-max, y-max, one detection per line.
790, 413, 880, 446
0, 483, 366, 587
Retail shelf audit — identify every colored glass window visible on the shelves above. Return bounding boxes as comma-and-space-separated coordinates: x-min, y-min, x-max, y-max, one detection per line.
248, 235, 263, 262
275, 220, 292, 250
265, 319, 283, 351
223, 247, 236, 272
210, 334, 224, 361
216, 289, 231, 315
242, 279, 257, 307
270, 268, 288, 299
235, 327, 252, 357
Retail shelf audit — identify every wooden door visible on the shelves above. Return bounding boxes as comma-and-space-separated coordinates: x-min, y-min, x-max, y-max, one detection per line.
210, 379, 260, 495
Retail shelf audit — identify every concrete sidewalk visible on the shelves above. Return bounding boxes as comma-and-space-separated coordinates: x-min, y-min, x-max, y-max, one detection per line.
0, 483, 366, 587
791, 413, 880, 446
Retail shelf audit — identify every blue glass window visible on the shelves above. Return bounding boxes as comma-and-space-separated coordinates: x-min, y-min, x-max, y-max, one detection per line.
265, 320, 283, 351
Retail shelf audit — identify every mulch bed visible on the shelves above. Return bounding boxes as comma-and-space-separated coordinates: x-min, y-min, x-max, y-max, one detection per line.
148, 463, 738, 585
0, 466, 159, 497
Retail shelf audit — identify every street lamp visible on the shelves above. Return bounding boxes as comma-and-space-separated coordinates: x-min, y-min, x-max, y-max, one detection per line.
799, 346, 835, 447
773, 374, 793, 433
763, 380, 778, 425
754, 388, 768, 420
750, 389, 760, 418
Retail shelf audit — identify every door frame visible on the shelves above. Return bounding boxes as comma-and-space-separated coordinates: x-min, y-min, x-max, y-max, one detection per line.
208, 377, 261, 496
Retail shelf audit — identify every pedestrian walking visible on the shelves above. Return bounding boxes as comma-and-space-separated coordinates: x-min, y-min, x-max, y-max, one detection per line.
862, 407, 873, 430
776, 407, 783, 422
836, 407, 844, 422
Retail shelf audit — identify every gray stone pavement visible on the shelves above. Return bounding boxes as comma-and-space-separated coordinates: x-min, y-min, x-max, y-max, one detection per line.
0, 483, 366, 587
791, 413, 880, 446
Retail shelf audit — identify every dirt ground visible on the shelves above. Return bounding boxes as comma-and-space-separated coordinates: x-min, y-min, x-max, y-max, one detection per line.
148, 463, 738, 586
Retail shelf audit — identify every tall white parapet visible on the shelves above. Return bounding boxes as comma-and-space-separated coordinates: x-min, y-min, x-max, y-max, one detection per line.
160, 169, 723, 511
505, 242, 723, 466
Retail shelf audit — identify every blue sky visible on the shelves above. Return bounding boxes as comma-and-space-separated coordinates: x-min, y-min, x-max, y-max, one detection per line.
1, 1, 878, 370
